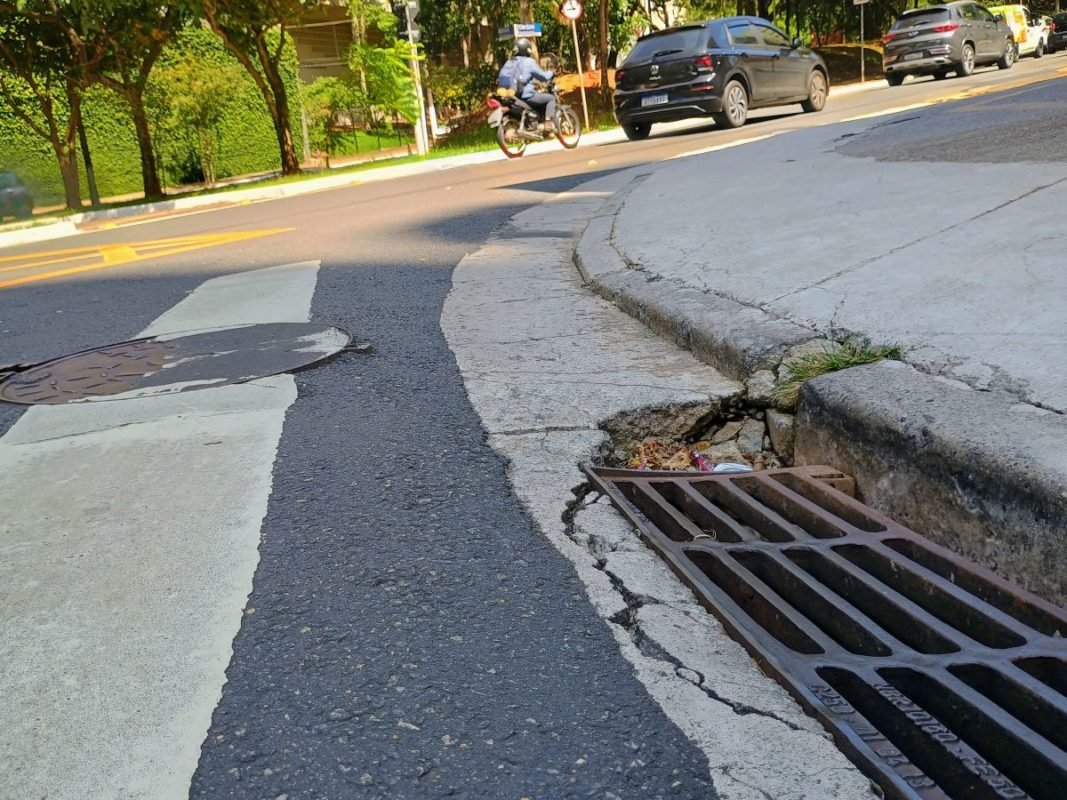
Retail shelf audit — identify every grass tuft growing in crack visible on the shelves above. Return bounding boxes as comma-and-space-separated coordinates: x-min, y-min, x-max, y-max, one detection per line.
774, 341, 902, 409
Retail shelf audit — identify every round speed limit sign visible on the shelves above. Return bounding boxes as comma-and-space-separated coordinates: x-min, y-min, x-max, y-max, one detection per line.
560, 0, 583, 20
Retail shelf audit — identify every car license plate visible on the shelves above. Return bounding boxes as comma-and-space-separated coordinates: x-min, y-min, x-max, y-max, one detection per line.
903, 52, 924, 61
641, 93, 668, 107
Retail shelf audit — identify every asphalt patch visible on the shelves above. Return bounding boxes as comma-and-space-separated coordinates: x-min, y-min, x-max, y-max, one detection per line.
837, 77, 1067, 163
189, 252, 717, 796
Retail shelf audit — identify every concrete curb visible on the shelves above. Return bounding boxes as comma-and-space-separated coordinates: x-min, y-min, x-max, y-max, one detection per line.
797, 361, 1067, 604
572, 178, 1067, 605
829, 79, 884, 98
573, 187, 819, 383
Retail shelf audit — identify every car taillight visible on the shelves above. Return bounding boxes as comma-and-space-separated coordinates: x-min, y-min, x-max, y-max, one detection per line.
931, 23, 961, 32
487, 97, 501, 109
1051, 22, 1057, 30
883, 32, 897, 43
692, 54, 713, 70
615, 68, 626, 83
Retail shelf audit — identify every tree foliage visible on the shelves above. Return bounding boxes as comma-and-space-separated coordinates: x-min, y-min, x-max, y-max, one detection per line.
302, 75, 359, 163
348, 0, 419, 122
0, 2, 95, 208
0, 1, 185, 202
89, 1, 185, 198
151, 53, 242, 185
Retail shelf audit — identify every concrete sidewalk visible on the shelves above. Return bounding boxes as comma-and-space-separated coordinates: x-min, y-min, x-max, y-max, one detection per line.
574, 77, 1067, 604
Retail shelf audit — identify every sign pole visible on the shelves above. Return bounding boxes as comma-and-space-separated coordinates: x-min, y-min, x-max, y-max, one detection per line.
571, 20, 590, 130
860, 3, 865, 84
408, 26, 429, 155
560, 0, 589, 130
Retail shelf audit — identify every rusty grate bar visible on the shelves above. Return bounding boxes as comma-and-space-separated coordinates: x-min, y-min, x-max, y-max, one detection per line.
586, 465, 1067, 800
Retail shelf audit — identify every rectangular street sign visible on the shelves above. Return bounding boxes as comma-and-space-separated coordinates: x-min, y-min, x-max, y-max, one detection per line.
498, 22, 544, 39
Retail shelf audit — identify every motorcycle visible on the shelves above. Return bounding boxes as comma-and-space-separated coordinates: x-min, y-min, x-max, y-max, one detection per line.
486, 55, 582, 159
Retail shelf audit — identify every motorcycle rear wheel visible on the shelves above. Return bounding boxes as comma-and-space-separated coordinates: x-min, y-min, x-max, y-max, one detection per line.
555, 107, 581, 149
496, 119, 527, 159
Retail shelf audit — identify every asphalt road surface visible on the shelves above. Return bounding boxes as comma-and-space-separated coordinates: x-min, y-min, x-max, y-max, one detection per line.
1, 57, 1065, 799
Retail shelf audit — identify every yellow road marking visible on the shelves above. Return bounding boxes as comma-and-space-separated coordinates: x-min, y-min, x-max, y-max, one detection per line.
0, 229, 292, 290
101, 245, 138, 264
840, 67, 1067, 122
0, 251, 99, 274
951, 99, 1064, 112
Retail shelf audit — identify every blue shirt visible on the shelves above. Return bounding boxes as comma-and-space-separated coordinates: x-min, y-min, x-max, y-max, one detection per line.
515, 55, 553, 99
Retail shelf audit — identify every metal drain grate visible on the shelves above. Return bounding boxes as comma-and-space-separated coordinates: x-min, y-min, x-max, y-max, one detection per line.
586, 465, 1067, 800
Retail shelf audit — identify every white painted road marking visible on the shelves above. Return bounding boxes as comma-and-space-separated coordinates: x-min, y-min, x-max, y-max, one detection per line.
0, 262, 320, 799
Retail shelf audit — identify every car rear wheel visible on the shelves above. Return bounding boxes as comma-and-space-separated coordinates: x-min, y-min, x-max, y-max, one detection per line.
14, 202, 31, 219
1034, 39, 1045, 58
886, 72, 905, 86
622, 121, 651, 141
956, 43, 975, 77
714, 80, 748, 128
801, 70, 828, 112
997, 39, 1015, 69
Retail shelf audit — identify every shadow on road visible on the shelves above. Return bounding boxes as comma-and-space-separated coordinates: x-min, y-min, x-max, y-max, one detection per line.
497, 167, 626, 195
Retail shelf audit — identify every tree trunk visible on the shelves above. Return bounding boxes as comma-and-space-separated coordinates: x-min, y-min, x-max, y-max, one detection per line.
264, 62, 300, 175
57, 93, 82, 210
77, 115, 100, 207
206, 15, 302, 177
599, 0, 610, 104
56, 148, 81, 210
128, 88, 162, 198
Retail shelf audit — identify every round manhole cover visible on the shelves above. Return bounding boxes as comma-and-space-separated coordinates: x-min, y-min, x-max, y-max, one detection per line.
0, 323, 352, 405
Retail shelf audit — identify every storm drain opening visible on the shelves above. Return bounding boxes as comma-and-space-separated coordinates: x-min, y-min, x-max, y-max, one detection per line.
586, 465, 1067, 800
0, 323, 356, 405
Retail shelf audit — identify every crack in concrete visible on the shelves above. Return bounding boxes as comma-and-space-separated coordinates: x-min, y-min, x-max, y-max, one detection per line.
491, 425, 595, 437
719, 766, 778, 800
607, 175, 653, 263
768, 175, 1067, 306
601, 557, 808, 733
465, 373, 712, 394
561, 480, 812, 738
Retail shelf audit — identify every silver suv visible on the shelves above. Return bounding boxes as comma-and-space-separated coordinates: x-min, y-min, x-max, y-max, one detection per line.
883, 1, 1015, 85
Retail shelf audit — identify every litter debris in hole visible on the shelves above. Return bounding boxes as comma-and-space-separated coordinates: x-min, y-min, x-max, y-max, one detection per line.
621, 412, 786, 472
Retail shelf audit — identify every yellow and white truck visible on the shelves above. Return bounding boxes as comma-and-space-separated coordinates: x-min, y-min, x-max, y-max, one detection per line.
987, 4, 1051, 57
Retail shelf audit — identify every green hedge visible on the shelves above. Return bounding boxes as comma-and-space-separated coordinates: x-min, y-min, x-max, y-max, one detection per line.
0, 24, 305, 207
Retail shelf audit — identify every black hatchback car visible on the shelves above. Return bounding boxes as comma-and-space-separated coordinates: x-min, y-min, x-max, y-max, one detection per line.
613, 17, 829, 140
0, 171, 33, 219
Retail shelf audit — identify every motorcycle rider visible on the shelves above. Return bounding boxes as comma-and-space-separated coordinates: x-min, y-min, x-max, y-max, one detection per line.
505, 38, 557, 132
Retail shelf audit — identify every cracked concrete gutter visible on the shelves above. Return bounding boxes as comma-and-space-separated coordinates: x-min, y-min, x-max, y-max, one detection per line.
442, 171, 878, 799
571, 109, 1067, 604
